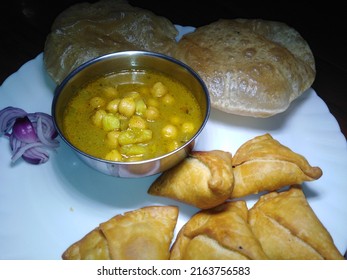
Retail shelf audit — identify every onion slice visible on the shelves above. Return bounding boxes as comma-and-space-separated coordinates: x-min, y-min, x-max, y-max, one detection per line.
0, 106, 59, 164
0, 106, 27, 135
12, 116, 38, 143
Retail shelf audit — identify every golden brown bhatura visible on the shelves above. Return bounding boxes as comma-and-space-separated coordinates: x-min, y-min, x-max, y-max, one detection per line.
174, 19, 316, 117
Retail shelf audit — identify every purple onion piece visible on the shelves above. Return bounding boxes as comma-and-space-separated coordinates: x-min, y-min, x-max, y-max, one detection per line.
0, 106, 27, 134
11, 142, 45, 163
12, 116, 38, 143
0, 106, 60, 165
28, 112, 58, 140
35, 116, 59, 148
22, 146, 50, 164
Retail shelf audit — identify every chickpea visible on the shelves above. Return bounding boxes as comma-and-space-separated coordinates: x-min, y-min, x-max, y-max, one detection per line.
170, 116, 181, 125
167, 140, 180, 152
135, 99, 147, 116
162, 94, 175, 105
151, 81, 168, 97
145, 106, 160, 121
102, 86, 118, 98
119, 118, 129, 131
89, 96, 105, 109
181, 122, 195, 134
118, 97, 136, 118
128, 115, 147, 129
105, 131, 120, 147
162, 124, 178, 138
104, 149, 122, 161
91, 109, 106, 127
106, 98, 120, 113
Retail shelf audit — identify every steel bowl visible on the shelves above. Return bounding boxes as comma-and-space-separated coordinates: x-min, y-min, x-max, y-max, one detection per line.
52, 51, 210, 178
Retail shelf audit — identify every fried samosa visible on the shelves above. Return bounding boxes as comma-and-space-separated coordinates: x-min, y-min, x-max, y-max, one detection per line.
248, 185, 344, 259
148, 150, 234, 209
231, 133, 322, 198
62, 205, 179, 260
170, 200, 268, 259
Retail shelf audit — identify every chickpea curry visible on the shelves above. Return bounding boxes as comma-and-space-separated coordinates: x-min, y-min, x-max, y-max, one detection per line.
63, 69, 203, 162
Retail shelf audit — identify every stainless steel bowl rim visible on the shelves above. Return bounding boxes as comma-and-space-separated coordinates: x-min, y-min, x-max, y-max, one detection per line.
51, 50, 211, 176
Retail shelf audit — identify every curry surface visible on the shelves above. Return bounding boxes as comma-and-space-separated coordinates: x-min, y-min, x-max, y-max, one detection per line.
63, 70, 202, 161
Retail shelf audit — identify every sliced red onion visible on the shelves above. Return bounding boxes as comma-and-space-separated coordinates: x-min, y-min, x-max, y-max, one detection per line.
0, 106, 59, 165
28, 112, 58, 140
11, 142, 45, 163
9, 133, 22, 153
35, 116, 59, 148
22, 147, 50, 164
0, 106, 27, 135
12, 116, 38, 143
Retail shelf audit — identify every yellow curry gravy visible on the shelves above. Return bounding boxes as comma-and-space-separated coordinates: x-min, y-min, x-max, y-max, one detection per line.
63, 69, 203, 162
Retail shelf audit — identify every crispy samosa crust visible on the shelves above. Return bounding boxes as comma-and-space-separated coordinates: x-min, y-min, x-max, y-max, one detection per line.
248, 186, 344, 259
148, 150, 234, 209
231, 133, 322, 198
170, 200, 268, 259
62, 205, 179, 260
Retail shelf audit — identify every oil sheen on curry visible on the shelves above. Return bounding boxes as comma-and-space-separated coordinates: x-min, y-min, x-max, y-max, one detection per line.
63, 69, 203, 162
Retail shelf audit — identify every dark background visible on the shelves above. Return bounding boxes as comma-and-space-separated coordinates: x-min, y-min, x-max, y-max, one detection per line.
1, 0, 346, 139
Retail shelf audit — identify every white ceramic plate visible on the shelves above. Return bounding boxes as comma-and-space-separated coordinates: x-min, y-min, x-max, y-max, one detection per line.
1, 26, 347, 260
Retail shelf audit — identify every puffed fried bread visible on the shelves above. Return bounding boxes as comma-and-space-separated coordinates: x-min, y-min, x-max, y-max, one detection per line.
174, 19, 316, 117
44, 0, 178, 84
